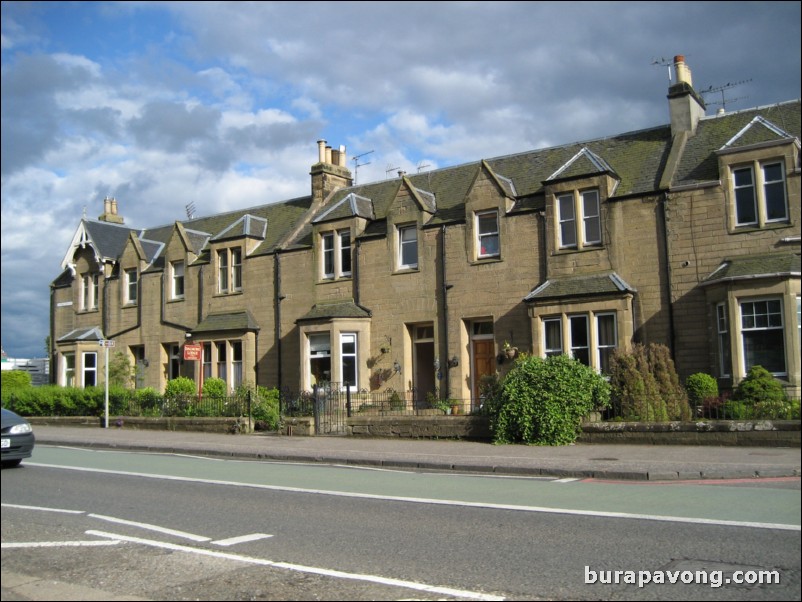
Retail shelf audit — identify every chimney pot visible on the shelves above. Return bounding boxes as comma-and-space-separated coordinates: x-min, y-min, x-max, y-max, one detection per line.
317, 139, 327, 163
325, 145, 332, 164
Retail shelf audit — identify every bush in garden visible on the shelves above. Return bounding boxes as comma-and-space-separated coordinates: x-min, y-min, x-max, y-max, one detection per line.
164, 377, 197, 400
608, 343, 692, 421
685, 372, 718, 406
490, 353, 610, 446
248, 386, 281, 431
202, 377, 227, 400
729, 366, 794, 419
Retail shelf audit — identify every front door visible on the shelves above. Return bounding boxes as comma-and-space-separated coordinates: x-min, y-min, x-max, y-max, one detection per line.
472, 339, 496, 406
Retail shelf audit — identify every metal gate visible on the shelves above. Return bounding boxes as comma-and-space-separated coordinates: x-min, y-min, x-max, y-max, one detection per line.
312, 382, 348, 435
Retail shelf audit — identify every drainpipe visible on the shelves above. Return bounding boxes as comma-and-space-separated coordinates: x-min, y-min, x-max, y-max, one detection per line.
440, 225, 452, 399
660, 192, 677, 358
274, 251, 284, 395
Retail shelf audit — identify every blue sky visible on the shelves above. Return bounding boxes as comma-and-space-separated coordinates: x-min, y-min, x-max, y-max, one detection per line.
2, 1, 801, 359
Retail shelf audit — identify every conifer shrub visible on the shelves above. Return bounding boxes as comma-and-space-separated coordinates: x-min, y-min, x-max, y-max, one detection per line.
725, 365, 797, 419
490, 353, 610, 445
608, 343, 692, 421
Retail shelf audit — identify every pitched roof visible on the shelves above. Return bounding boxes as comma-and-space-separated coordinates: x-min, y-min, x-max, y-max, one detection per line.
57, 326, 104, 342
296, 300, 372, 322
193, 310, 260, 333
672, 100, 801, 187
702, 252, 801, 285
525, 272, 636, 302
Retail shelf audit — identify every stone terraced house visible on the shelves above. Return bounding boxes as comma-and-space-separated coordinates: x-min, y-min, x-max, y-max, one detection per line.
51, 56, 801, 405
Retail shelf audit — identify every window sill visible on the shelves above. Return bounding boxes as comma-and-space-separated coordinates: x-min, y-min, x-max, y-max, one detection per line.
394, 266, 419, 275
123, 303, 138, 309
729, 221, 791, 234
471, 256, 503, 266
213, 290, 244, 298
554, 244, 605, 255
167, 297, 185, 304
318, 276, 352, 285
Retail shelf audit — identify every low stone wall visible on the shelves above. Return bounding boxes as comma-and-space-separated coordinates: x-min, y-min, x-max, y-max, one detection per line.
579, 419, 801, 447
346, 415, 491, 439
29, 415, 252, 434
27, 415, 801, 446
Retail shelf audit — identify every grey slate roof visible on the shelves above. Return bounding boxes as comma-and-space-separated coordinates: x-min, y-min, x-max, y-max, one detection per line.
83, 220, 136, 260
57, 326, 104, 342
296, 301, 372, 322
672, 100, 801, 187
525, 272, 636, 302
703, 252, 801, 285
193, 310, 260, 333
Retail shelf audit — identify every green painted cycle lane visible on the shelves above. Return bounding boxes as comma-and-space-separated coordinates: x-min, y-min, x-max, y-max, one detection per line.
29, 445, 800, 529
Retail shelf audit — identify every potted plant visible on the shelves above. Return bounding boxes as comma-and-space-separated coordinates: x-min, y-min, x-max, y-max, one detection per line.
434, 398, 453, 415
503, 341, 518, 360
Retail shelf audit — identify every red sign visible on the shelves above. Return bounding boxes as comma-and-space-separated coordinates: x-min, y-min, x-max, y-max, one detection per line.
183, 343, 202, 361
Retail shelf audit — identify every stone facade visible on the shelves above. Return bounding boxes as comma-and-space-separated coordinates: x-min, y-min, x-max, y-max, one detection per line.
51, 56, 801, 401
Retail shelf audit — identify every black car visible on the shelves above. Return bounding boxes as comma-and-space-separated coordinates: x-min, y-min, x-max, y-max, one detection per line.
1, 408, 35, 467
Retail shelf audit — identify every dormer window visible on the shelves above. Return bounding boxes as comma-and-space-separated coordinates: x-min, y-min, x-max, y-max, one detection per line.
398, 224, 418, 270
320, 229, 351, 280
217, 248, 243, 294
81, 273, 99, 311
124, 268, 138, 305
476, 211, 500, 259
732, 161, 788, 227
171, 260, 185, 300
557, 189, 601, 249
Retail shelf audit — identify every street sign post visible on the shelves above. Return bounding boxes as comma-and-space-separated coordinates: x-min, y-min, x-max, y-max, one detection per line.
99, 340, 115, 428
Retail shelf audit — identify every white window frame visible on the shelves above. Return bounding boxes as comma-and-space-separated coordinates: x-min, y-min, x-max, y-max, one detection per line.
82, 273, 99, 311
398, 224, 418, 269
543, 318, 563, 357
340, 333, 358, 391
231, 248, 243, 292
63, 353, 76, 387
569, 315, 590, 366
717, 303, 731, 378
476, 210, 500, 259
217, 249, 229, 293
320, 229, 351, 280
308, 332, 332, 386
732, 161, 788, 227
171, 261, 185, 300
82, 351, 97, 387
595, 312, 617, 374
231, 340, 243, 389
557, 189, 602, 249
124, 268, 138, 305
739, 298, 786, 376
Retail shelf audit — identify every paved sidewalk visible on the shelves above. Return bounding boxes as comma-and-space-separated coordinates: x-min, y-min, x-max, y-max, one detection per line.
30, 424, 801, 481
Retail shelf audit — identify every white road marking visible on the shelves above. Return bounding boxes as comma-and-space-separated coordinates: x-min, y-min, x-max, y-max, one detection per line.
552, 478, 581, 483
88, 513, 211, 542
28, 461, 800, 531
86, 530, 505, 601
1, 503, 84, 514
1, 540, 121, 549
212, 533, 273, 546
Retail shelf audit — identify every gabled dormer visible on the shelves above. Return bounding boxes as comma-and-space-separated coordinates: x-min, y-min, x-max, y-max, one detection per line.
383, 177, 437, 273
162, 222, 208, 302
311, 192, 375, 282
543, 147, 620, 255
716, 114, 800, 232
462, 162, 518, 263
206, 215, 266, 297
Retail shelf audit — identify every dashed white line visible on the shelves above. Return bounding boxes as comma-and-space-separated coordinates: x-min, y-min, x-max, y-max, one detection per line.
1, 540, 121, 549
1, 503, 84, 514
212, 533, 273, 546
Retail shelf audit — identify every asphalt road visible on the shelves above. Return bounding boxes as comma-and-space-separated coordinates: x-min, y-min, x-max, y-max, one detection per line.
2, 446, 800, 601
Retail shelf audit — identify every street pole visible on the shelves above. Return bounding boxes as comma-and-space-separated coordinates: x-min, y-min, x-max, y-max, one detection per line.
104, 343, 109, 428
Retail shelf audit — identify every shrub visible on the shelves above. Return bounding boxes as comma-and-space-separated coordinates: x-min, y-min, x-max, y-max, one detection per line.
134, 387, 162, 413
490, 353, 610, 446
164, 377, 197, 400
608, 343, 691, 421
248, 385, 280, 430
388, 390, 405, 411
733, 366, 788, 405
108, 352, 134, 388
1, 370, 32, 393
202, 377, 227, 399
685, 373, 719, 407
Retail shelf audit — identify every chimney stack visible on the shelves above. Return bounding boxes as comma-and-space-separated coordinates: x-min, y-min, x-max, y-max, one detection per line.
667, 54, 705, 137
98, 196, 124, 224
310, 139, 353, 208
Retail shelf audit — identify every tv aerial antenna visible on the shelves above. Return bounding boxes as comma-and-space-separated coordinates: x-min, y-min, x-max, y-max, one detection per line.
699, 79, 752, 112
416, 160, 431, 173
385, 164, 400, 179
352, 150, 374, 185
651, 57, 674, 82
185, 202, 196, 220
